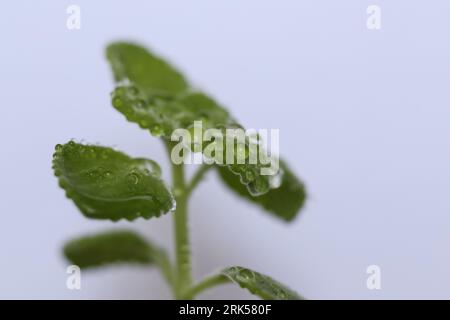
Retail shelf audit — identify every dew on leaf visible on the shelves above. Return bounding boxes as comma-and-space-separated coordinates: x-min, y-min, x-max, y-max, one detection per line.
136, 159, 161, 177
129, 86, 139, 96
170, 198, 177, 212
245, 170, 255, 182
139, 119, 149, 127
112, 97, 123, 108
150, 124, 164, 136
135, 99, 146, 109
115, 87, 125, 96
236, 269, 255, 283
276, 290, 287, 300
126, 172, 140, 185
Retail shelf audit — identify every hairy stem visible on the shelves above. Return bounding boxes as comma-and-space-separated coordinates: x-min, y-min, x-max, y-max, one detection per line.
165, 143, 223, 299
166, 142, 192, 299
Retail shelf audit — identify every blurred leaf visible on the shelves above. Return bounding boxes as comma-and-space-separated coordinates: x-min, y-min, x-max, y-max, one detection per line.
64, 230, 158, 269
52, 141, 174, 221
217, 161, 306, 221
221, 266, 302, 300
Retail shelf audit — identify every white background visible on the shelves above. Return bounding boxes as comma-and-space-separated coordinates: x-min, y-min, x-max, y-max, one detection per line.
1, 1, 450, 299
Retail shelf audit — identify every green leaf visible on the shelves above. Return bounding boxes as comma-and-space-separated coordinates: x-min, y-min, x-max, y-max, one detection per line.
217, 161, 306, 221
52, 141, 175, 221
106, 42, 188, 98
221, 266, 302, 300
63, 230, 157, 269
111, 84, 274, 196
111, 86, 232, 138
105, 42, 292, 196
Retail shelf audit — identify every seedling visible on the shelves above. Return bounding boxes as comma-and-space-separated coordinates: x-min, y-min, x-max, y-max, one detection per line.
52, 42, 307, 299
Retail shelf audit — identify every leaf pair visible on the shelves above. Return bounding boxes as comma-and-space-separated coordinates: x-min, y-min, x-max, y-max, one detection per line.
106, 42, 307, 220
53, 42, 306, 222
64, 230, 301, 300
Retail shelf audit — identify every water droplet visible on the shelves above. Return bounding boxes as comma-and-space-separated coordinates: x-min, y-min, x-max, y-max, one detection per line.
86, 169, 97, 178
88, 148, 96, 159
150, 124, 164, 136
126, 172, 140, 185
112, 97, 123, 108
115, 87, 125, 95
82, 205, 96, 215
248, 175, 271, 196
135, 99, 146, 109
276, 290, 287, 300
136, 159, 161, 177
139, 119, 149, 127
170, 198, 177, 211
245, 170, 255, 182
228, 266, 239, 273
129, 86, 139, 95
237, 269, 254, 282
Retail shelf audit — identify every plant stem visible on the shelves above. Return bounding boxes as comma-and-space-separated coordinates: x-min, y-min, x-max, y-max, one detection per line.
186, 164, 211, 196
152, 247, 174, 289
165, 143, 225, 299
184, 274, 229, 299
167, 141, 193, 299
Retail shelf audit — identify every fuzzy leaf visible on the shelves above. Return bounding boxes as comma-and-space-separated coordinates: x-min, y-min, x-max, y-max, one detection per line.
63, 230, 156, 269
221, 266, 302, 300
52, 141, 174, 221
217, 161, 306, 221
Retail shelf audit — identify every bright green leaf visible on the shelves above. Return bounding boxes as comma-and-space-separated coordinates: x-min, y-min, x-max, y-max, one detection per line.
217, 161, 306, 221
106, 42, 188, 98
52, 141, 175, 221
63, 230, 157, 269
221, 266, 302, 300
